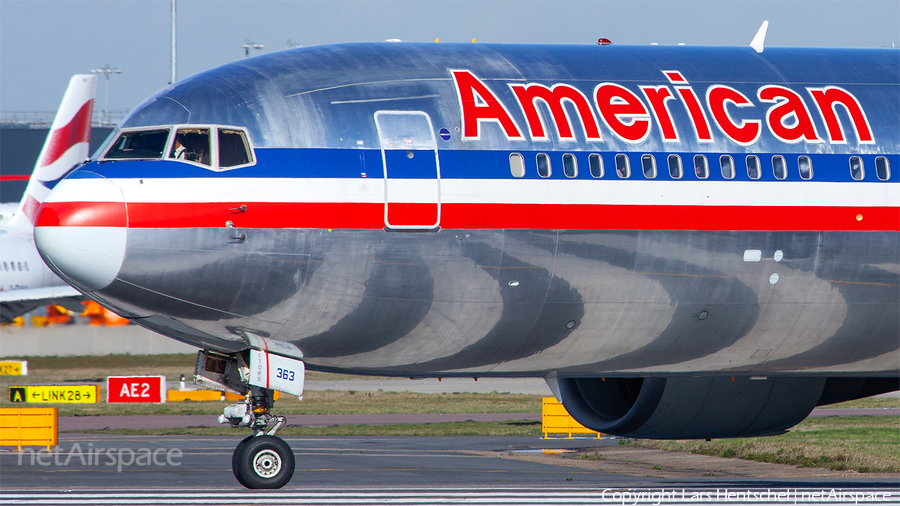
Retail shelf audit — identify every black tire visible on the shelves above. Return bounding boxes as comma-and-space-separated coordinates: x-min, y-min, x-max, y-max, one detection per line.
232, 435, 295, 489
231, 436, 254, 488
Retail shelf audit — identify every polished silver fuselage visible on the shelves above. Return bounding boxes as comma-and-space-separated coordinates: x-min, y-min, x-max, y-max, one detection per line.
37, 43, 899, 378
108, 227, 898, 377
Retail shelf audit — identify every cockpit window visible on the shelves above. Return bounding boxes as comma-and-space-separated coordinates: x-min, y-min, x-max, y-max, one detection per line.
92, 129, 119, 160
104, 129, 170, 159
170, 128, 211, 166
218, 129, 253, 168
102, 125, 255, 170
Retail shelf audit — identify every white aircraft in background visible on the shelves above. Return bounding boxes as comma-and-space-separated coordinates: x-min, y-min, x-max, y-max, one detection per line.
0, 74, 97, 323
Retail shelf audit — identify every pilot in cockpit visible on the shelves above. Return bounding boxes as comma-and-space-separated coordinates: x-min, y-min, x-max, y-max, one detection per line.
172, 135, 188, 160
171, 131, 210, 166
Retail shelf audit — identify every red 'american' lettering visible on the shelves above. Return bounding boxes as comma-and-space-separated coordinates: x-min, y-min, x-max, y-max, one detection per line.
707, 85, 761, 146
451, 70, 875, 147
451, 70, 523, 140
758, 85, 822, 143
807, 86, 874, 144
594, 83, 652, 143
510, 83, 603, 141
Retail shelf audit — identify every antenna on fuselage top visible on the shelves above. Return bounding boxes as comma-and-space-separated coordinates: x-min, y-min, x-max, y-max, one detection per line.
750, 20, 769, 53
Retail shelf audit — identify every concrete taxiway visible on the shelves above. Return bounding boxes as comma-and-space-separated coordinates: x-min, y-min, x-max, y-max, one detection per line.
2, 434, 896, 492
53, 408, 900, 432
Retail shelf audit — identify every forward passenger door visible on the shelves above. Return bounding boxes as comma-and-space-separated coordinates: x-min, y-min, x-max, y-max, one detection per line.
375, 111, 441, 230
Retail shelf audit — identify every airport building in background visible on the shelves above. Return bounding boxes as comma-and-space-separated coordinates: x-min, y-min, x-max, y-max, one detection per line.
0, 111, 122, 203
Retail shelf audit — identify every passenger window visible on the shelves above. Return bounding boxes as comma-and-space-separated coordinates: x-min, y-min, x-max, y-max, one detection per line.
170, 128, 211, 166
24, 262, 29, 272
589, 154, 603, 178
537, 153, 551, 178
615, 154, 630, 178
746, 155, 760, 180
509, 153, 525, 178
218, 129, 252, 168
105, 129, 170, 159
772, 155, 786, 180
641, 154, 657, 179
850, 156, 864, 180
875, 156, 890, 181
798, 156, 813, 180
693, 155, 708, 179
2, 262, 7, 271
563, 153, 578, 178
668, 155, 682, 179
720, 155, 734, 180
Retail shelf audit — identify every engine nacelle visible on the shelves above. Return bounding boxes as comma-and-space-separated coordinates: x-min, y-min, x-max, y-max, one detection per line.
555, 376, 830, 439
817, 377, 899, 406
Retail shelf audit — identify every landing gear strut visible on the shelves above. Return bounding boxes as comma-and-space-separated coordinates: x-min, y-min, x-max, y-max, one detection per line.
221, 386, 295, 489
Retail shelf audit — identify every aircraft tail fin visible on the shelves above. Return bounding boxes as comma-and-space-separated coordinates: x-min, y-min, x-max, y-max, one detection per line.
7, 74, 98, 230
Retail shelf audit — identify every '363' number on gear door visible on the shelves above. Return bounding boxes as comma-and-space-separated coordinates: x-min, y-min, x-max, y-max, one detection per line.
276, 368, 295, 381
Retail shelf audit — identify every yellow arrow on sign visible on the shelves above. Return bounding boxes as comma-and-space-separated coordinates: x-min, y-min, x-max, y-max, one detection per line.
11, 385, 100, 404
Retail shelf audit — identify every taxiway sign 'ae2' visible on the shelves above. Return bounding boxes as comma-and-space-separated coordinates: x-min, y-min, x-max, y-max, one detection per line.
33, 39, 899, 488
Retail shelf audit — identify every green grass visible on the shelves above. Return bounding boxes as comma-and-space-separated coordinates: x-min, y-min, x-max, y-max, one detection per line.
825, 397, 899, 409
3, 390, 542, 417
3, 354, 545, 416
625, 416, 900, 473
72, 420, 543, 437
3, 354, 198, 370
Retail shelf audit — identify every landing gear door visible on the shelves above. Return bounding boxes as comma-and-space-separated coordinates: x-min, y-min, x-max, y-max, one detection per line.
375, 111, 441, 230
249, 350, 305, 397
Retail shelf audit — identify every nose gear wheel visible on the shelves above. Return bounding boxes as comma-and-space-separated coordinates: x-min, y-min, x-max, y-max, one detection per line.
252, 449, 282, 478
232, 435, 295, 489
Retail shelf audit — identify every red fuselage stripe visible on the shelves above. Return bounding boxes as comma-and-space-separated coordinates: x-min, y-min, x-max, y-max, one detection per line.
35, 201, 127, 228
35, 201, 900, 232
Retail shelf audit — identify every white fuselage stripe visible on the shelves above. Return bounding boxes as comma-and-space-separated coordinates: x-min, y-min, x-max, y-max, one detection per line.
47, 177, 899, 207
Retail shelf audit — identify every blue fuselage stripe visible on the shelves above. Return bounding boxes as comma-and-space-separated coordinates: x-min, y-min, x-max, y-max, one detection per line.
84, 148, 899, 183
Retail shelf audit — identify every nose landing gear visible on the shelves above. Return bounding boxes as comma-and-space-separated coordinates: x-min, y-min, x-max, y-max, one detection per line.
221, 386, 295, 489
199, 348, 305, 489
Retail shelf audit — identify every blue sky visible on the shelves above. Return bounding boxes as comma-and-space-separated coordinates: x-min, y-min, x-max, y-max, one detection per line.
1, 0, 898, 113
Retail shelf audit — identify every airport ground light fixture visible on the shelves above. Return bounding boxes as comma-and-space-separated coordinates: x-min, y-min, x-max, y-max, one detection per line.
90, 64, 122, 126
243, 39, 265, 57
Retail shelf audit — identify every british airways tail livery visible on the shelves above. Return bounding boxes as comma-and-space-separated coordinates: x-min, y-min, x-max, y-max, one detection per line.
8, 75, 98, 230
33, 42, 898, 488
0, 74, 96, 322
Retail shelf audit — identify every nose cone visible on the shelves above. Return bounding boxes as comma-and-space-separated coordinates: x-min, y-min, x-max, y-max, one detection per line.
34, 172, 127, 292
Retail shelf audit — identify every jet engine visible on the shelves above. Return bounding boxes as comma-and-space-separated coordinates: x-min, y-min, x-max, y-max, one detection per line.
555, 375, 896, 439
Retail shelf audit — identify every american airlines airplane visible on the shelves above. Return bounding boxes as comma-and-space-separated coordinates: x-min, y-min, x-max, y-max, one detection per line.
33, 35, 898, 488
0, 75, 97, 323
